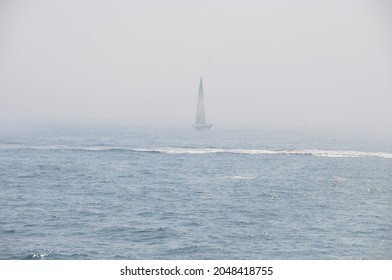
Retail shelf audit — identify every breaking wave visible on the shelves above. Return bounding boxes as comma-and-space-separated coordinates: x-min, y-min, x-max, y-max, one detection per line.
1, 144, 392, 159
131, 147, 392, 158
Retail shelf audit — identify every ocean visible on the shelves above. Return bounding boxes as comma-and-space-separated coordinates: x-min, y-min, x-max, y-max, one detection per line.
0, 126, 391, 259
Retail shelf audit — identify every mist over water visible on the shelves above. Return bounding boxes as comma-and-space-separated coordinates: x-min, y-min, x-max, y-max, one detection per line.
0, 0, 391, 131
0, 0, 391, 260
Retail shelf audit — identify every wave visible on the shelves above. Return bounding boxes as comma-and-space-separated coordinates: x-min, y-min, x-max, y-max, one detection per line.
1, 144, 392, 159
132, 147, 392, 159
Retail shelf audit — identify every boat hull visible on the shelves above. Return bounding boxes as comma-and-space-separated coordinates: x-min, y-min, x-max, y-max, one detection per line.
193, 124, 212, 130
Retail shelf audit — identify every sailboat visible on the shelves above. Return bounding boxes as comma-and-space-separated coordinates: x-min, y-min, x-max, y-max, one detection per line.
193, 76, 212, 129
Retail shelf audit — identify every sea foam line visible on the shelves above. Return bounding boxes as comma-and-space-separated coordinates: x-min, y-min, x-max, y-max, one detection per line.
132, 147, 392, 158
1, 144, 392, 159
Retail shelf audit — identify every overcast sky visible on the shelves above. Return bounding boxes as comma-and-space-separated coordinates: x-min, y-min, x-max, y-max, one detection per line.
0, 0, 391, 130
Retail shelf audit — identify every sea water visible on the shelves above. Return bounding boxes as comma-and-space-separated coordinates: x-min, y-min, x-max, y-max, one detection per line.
0, 126, 391, 259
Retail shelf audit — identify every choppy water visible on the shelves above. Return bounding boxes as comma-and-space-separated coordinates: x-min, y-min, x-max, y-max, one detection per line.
0, 127, 391, 259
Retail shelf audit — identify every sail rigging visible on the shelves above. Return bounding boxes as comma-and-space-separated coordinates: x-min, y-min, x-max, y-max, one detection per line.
193, 76, 212, 129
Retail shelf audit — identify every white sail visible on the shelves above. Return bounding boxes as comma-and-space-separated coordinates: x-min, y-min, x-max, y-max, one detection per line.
193, 76, 212, 129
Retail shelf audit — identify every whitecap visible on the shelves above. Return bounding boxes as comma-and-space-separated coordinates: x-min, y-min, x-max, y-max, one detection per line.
1, 144, 391, 159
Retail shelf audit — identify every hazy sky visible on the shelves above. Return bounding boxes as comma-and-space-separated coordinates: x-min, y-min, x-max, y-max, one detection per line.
1, 0, 391, 130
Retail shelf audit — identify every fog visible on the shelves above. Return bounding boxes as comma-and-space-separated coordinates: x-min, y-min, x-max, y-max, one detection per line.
1, 0, 391, 131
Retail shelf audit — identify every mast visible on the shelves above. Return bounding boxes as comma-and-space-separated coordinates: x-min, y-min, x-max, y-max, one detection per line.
195, 76, 206, 125
193, 76, 212, 129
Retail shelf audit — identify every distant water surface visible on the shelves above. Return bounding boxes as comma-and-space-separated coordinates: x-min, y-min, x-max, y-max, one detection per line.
0, 127, 391, 259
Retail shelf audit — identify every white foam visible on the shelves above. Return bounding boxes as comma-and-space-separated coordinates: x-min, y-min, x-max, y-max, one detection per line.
133, 147, 223, 154
133, 147, 392, 159
135, 147, 392, 159
1, 144, 391, 159
232, 175, 256, 180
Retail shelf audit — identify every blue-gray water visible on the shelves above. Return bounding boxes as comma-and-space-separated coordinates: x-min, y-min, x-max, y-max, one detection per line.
0, 127, 391, 259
